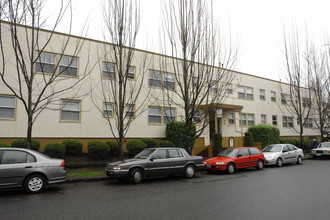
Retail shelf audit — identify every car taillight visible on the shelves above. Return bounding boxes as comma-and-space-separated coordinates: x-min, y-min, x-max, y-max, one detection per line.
60, 160, 65, 167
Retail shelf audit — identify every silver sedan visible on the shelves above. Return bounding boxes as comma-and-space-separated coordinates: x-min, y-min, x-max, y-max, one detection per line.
0, 148, 66, 193
262, 144, 304, 167
311, 142, 330, 158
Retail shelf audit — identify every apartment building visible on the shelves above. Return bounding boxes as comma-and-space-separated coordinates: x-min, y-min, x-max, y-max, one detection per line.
0, 22, 320, 153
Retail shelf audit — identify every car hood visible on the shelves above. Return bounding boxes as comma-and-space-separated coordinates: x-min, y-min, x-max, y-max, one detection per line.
108, 158, 146, 166
204, 157, 233, 164
263, 152, 281, 156
312, 148, 330, 151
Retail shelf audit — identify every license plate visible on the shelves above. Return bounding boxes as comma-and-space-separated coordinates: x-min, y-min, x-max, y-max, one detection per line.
207, 165, 211, 168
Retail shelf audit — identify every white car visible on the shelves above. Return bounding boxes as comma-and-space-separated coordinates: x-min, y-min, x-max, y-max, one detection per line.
311, 142, 330, 159
262, 144, 304, 167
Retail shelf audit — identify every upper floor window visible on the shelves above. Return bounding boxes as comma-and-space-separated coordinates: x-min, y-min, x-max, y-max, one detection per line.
283, 116, 293, 128
240, 113, 254, 126
193, 110, 201, 123
259, 89, 266, 101
164, 73, 175, 90
0, 95, 15, 119
127, 66, 135, 79
126, 104, 135, 118
103, 62, 115, 79
272, 115, 277, 126
149, 70, 162, 88
227, 83, 233, 94
209, 81, 218, 93
103, 103, 113, 117
238, 86, 253, 100
281, 93, 292, 105
304, 118, 313, 128
36, 51, 56, 73
148, 106, 161, 123
228, 112, 235, 125
271, 91, 276, 102
61, 100, 80, 122
59, 55, 78, 77
261, 114, 267, 125
148, 106, 176, 124
302, 97, 311, 108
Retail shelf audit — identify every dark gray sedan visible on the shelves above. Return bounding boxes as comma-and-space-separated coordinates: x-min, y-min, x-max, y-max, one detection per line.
105, 148, 204, 183
0, 148, 66, 193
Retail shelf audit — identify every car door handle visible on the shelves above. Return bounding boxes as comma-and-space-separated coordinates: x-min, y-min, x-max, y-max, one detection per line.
25, 166, 32, 168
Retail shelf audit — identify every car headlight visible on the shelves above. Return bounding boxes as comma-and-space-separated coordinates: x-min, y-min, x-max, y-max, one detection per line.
203, 161, 207, 164
112, 165, 122, 170
216, 162, 225, 165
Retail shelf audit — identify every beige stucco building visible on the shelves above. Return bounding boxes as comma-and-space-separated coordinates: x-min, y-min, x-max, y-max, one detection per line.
0, 22, 320, 153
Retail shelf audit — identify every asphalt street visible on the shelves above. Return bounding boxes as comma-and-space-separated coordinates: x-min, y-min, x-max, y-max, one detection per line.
1, 159, 329, 220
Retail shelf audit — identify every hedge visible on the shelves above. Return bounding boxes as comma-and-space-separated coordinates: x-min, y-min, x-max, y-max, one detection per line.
280, 139, 313, 152
159, 140, 175, 148
0, 143, 10, 148
127, 140, 147, 158
87, 141, 110, 160
244, 132, 254, 147
166, 121, 196, 153
248, 125, 280, 148
44, 143, 66, 158
106, 140, 122, 156
141, 138, 158, 148
11, 139, 40, 151
213, 133, 223, 156
62, 140, 83, 156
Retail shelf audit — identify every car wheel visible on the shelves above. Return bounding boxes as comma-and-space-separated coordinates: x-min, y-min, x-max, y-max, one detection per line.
129, 168, 143, 184
296, 155, 303, 164
226, 163, 235, 174
184, 164, 196, 178
276, 158, 283, 167
24, 174, 46, 193
256, 159, 264, 170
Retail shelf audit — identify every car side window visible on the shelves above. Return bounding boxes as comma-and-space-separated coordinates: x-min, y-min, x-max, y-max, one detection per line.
288, 145, 295, 151
239, 148, 250, 157
283, 145, 289, 152
1, 151, 29, 164
152, 149, 167, 159
26, 153, 36, 163
248, 148, 261, 155
169, 149, 183, 158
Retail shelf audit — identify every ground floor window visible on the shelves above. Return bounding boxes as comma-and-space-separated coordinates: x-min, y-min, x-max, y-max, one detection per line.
61, 100, 81, 122
282, 116, 293, 128
0, 95, 15, 119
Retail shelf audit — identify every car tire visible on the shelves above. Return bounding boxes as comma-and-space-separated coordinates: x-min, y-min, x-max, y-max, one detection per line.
226, 163, 235, 174
24, 174, 46, 194
296, 155, 303, 164
129, 168, 143, 184
256, 159, 264, 170
276, 158, 283, 167
184, 164, 196, 178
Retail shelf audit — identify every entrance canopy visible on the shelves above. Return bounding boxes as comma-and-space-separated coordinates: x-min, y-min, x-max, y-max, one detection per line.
200, 103, 243, 111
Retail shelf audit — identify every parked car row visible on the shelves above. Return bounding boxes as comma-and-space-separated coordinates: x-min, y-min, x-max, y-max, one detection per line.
0, 142, 327, 193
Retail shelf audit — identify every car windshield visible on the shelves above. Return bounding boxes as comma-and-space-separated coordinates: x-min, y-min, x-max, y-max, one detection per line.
263, 145, 282, 152
218, 149, 238, 157
135, 149, 156, 159
318, 142, 330, 148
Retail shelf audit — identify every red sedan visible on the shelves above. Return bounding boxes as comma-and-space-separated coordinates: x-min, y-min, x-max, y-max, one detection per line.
203, 147, 265, 174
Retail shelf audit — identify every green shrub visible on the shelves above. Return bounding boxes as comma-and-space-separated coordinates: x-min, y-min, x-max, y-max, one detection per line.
44, 143, 66, 158
106, 140, 122, 156
302, 139, 313, 153
141, 138, 158, 148
248, 125, 280, 148
280, 138, 299, 146
213, 133, 223, 156
0, 143, 10, 148
159, 140, 175, 148
62, 140, 83, 156
11, 139, 40, 151
126, 140, 147, 158
244, 132, 254, 147
166, 121, 196, 153
87, 141, 110, 160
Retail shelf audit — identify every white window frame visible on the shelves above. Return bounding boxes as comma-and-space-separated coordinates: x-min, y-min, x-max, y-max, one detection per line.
271, 91, 276, 102
228, 112, 235, 125
227, 83, 233, 94
259, 89, 266, 101
283, 116, 293, 128
238, 86, 254, 100
281, 93, 292, 105
127, 66, 135, 79
125, 104, 135, 118
164, 107, 176, 123
61, 100, 81, 122
149, 70, 162, 88
148, 106, 161, 123
103, 102, 113, 117
35, 51, 56, 74
0, 95, 16, 120
261, 114, 267, 125
103, 62, 116, 79
59, 55, 78, 77
304, 118, 313, 128
164, 73, 175, 90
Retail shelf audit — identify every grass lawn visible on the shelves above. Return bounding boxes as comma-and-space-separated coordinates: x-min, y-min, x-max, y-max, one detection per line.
67, 169, 106, 178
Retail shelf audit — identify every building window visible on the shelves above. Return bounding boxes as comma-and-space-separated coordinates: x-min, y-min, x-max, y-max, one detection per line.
164, 107, 176, 123
35, 51, 56, 73
164, 73, 175, 90
103, 103, 113, 117
59, 55, 78, 77
227, 83, 233, 94
248, 114, 255, 126
149, 70, 162, 88
272, 115, 277, 126
0, 95, 15, 119
238, 86, 253, 100
228, 112, 235, 125
283, 116, 293, 128
259, 89, 265, 100
240, 113, 247, 126
61, 100, 80, 121
126, 104, 135, 118
302, 97, 311, 108
192, 77, 198, 89
148, 106, 161, 123
281, 93, 291, 105
103, 62, 115, 79
271, 91, 276, 102
209, 81, 217, 93
261, 114, 267, 125
127, 66, 135, 79
304, 118, 313, 128
193, 110, 201, 123
240, 113, 254, 126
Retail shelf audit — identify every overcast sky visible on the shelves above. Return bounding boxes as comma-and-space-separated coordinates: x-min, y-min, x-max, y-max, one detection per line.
44, 0, 330, 81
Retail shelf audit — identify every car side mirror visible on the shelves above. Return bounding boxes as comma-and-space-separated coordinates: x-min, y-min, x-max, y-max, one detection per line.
237, 154, 243, 157
149, 158, 154, 162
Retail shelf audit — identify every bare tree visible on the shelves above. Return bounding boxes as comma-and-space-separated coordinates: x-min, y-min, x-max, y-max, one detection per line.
160, 0, 238, 153
280, 26, 312, 149
91, 0, 150, 155
0, 0, 91, 149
